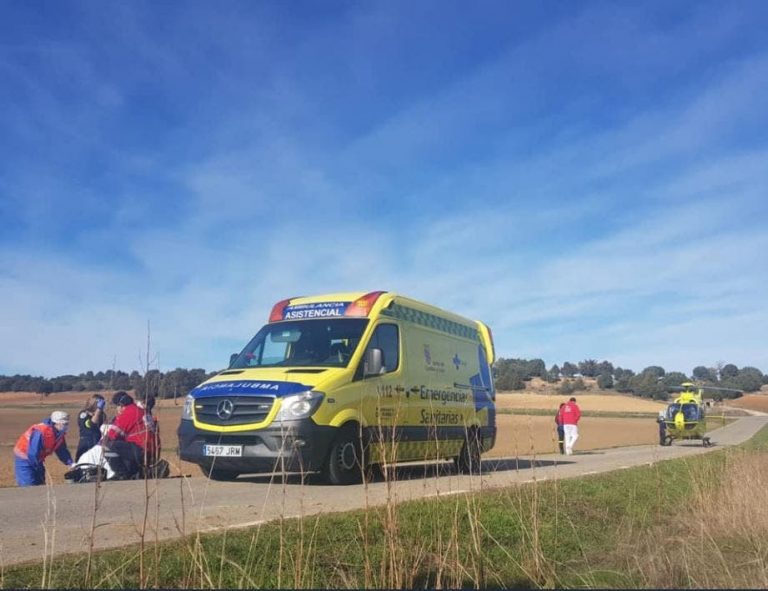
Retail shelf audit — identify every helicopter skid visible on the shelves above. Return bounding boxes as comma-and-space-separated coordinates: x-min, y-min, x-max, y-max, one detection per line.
661, 434, 712, 447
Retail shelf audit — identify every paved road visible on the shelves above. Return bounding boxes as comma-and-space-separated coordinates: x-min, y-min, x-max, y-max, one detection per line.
1, 416, 765, 567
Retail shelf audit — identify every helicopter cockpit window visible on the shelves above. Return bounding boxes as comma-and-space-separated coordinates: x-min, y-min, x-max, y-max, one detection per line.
682, 403, 700, 421
666, 404, 680, 420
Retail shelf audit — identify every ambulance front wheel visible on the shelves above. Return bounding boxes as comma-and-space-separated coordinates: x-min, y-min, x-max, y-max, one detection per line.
325, 424, 365, 485
455, 428, 482, 475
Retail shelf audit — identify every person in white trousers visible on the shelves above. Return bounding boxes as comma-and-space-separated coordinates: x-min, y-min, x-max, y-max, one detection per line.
558, 397, 582, 455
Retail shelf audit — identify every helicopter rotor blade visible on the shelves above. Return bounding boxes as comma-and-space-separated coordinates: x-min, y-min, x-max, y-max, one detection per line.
668, 384, 743, 394
697, 386, 744, 394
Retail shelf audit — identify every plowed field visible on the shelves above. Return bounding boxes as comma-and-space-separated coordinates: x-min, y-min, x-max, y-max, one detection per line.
495, 392, 667, 413
728, 393, 768, 413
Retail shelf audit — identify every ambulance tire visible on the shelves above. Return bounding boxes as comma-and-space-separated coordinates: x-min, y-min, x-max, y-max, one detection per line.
455, 428, 482, 475
325, 424, 365, 485
201, 465, 240, 481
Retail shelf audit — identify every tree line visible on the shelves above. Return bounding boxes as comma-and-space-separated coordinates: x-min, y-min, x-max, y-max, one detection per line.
0, 368, 217, 401
494, 358, 768, 400
1, 359, 766, 403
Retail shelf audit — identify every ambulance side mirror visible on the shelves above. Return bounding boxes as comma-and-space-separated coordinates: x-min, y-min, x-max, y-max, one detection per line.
229, 353, 239, 368
364, 348, 383, 377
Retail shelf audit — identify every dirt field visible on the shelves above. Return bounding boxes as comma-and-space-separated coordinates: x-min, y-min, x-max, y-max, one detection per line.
0, 392, 190, 487
495, 392, 667, 413
487, 413, 658, 457
0, 390, 189, 407
727, 392, 768, 413
0, 389, 669, 488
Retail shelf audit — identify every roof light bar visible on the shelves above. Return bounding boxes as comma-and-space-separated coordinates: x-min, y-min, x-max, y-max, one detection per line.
269, 297, 297, 322
344, 291, 386, 318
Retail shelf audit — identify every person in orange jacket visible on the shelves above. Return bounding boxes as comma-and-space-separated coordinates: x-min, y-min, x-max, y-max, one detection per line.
14, 411, 74, 486
557, 397, 582, 455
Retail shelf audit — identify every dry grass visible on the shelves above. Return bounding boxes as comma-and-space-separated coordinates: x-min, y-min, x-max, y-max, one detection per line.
617, 449, 768, 588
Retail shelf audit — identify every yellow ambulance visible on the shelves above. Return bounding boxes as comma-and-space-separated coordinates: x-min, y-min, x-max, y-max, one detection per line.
177, 291, 496, 484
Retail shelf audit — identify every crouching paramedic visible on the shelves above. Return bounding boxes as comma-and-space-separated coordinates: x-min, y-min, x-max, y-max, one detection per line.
105, 391, 158, 479
14, 411, 74, 486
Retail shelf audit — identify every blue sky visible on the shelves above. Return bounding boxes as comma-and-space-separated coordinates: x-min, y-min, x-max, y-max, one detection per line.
1, 1, 767, 378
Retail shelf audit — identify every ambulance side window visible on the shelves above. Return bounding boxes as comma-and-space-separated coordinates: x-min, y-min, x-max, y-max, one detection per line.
376, 324, 400, 373
357, 323, 399, 379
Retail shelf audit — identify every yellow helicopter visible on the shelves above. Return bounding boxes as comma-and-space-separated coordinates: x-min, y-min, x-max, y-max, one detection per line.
659, 382, 742, 447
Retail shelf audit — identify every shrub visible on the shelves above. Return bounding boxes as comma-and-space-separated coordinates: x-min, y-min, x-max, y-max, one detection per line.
597, 373, 613, 390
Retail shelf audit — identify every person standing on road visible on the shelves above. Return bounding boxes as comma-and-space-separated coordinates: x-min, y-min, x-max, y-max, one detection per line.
558, 397, 581, 455
13, 411, 74, 486
75, 394, 107, 460
105, 391, 158, 479
555, 403, 565, 454
657, 410, 667, 445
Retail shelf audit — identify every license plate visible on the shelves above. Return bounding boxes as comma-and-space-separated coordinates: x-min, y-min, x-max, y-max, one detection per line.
204, 444, 243, 457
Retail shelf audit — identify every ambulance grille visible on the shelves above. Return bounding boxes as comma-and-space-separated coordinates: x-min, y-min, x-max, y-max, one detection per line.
194, 396, 275, 426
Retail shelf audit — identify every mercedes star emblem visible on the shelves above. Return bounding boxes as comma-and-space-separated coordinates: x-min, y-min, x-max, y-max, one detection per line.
216, 399, 235, 420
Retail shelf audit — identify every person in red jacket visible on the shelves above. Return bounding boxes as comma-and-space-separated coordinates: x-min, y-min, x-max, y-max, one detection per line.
105, 391, 158, 480
557, 397, 582, 455
14, 411, 74, 486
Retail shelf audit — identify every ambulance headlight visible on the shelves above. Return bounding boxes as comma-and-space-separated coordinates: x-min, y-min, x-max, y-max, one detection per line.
182, 394, 195, 420
277, 391, 324, 421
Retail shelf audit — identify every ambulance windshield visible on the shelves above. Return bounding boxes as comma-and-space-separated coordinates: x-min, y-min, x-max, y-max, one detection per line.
230, 319, 369, 369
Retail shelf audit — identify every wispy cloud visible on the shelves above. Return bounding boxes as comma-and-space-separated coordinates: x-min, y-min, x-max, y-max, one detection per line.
0, 1, 766, 377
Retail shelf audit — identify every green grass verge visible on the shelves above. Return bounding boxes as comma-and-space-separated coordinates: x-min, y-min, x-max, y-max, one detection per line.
4, 427, 768, 589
